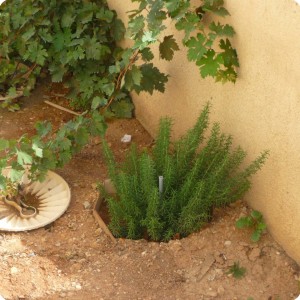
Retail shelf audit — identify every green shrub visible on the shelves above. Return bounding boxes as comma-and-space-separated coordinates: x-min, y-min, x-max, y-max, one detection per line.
101, 103, 269, 241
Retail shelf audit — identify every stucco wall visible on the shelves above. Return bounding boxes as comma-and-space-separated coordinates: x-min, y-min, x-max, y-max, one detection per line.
108, 0, 300, 263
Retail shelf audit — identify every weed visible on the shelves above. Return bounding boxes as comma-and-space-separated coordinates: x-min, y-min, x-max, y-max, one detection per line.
227, 261, 246, 279
236, 210, 267, 242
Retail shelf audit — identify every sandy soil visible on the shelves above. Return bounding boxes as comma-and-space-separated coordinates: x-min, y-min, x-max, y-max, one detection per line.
0, 80, 299, 300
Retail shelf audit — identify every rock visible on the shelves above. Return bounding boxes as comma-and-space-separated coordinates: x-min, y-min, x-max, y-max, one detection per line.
75, 284, 82, 290
91, 183, 98, 190
205, 290, 218, 297
95, 228, 102, 235
248, 247, 261, 261
224, 240, 232, 247
83, 201, 91, 209
10, 267, 19, 275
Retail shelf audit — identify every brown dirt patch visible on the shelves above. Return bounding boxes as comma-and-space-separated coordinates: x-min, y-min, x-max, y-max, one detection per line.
0, 80, 299, 300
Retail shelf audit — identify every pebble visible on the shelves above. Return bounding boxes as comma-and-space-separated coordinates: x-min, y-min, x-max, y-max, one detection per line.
248, 248, 261, 261
224, 240, 232, 247
83, 201, 91, 209
10, 267, 19, 275
205, 291, 218, 297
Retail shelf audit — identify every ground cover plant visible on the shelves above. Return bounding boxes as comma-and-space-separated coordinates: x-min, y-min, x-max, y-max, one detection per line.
236, 209, 267, 242
101, 103, 269, 241
0, 0, 239, 191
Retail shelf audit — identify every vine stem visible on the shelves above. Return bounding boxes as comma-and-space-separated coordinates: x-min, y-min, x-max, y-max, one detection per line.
102, 50, 140, 112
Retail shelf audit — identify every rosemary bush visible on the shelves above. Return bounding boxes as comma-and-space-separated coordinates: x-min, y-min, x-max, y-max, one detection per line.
101, 103, 269, 241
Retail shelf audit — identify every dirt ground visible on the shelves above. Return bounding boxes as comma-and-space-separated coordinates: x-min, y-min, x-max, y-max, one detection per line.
0, 80, 300, 300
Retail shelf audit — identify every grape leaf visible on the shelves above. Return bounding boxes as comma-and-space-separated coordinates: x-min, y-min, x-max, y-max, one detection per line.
58, 151, 72, 166
125, 65, 143, 89
61, 12, 76, 28
91, 96, 107, 110
0, 139, 9, 151
215, 67, 237, 84
96, 8, 114, 23
0, 175, 6, 190
17, 150, 33, 165
35, 121, 52, 138
209, 22, 235, 37
175, 12, 200, 41
32, 142, 43, 158
48, 63, 67, 82
24, 42, 48, 65
85, 37, 111, 60
22, 26, 35, 41
185, 33, 207, 62
75, 127, 89, 146
10, 168, 24, 182
60, 138, 72, 151
159, 35, 179, 61
202, 0, 230, 17
140, 47, 154, 61
110, 99, 135, 119
219, 38, 239, 67
111, 19, 126, 41
38, 28, 53, 43
197, 49, 224, 78
134, 63, 168, 95
165, 0, 181, 13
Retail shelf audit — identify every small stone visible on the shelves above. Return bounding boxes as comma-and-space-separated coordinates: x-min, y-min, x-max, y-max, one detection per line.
205, 291, 218, 297
75, 284, 82, 290
217, 285, 225, 294
55, 242, 61, 247
95, 228, 102, 235
224, 240, 232, 247
10, 267, 19, 275
91, 183, 98, 190
83, 201, 91, 209
60, 293, 67, 298
248, 248, 261, 261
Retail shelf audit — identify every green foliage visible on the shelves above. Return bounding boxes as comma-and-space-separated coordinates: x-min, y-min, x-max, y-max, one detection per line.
0, 112, 106, 189
0, 0, 238, 112
128, 0, 239, 83
101, 103, 269, 241
0, 0, 129, 112
236, 210, 267, 242
227, 261, 246, 279
0, 0, 239, 193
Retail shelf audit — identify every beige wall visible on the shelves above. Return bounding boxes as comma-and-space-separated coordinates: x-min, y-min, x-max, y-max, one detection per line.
108, 0, 300, 263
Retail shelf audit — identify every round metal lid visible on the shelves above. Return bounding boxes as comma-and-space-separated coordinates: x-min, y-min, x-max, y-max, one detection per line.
0, 168, 71, 231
